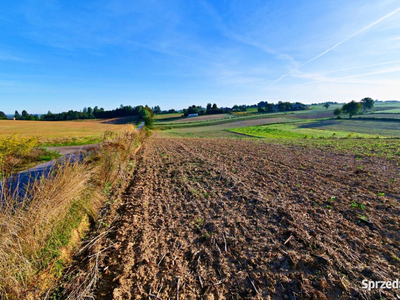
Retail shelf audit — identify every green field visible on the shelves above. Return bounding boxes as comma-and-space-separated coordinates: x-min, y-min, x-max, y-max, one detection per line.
288, 137, 400, 158
159, 117, 293, 138
374, 101, 400, 108
156, 112, 291, 129
229, 122, 380, 139
230, 118, 400, 138
225, 118, 400, 158
159, 108, 400, 147
159, 114, 400, 158
300, 119, 400, 137
376, 108, 400, 113
357, 113, 400, 119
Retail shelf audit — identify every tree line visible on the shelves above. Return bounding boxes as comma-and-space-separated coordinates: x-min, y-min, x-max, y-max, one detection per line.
8, 105, 155, 123
181, 101, 305, 116
182, 103, 232, 116
333, 97, 374, 118
2, 100, 308, 121
257, 101, 307, 113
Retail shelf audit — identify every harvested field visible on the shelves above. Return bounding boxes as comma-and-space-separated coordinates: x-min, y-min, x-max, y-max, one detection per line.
0, 119, 126, 146
94, 137, 400, 299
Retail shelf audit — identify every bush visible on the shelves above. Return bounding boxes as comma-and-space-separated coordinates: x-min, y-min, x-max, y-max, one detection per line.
333, 108, 342, 119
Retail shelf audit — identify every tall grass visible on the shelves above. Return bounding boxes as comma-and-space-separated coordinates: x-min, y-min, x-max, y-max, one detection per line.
0, 125, 147, 299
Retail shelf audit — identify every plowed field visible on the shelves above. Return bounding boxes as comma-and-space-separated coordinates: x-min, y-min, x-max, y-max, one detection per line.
96, 137, 400, 299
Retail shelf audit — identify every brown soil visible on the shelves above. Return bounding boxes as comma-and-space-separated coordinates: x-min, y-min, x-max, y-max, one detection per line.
95, 137, 400, 299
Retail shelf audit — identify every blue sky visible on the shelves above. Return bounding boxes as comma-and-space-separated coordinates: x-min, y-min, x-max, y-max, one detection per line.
1, 0, 400, 113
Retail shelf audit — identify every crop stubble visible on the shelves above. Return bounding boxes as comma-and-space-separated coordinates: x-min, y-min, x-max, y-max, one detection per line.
96, 137, 399, 299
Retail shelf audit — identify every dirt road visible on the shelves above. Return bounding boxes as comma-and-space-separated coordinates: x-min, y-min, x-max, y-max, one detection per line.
96, 137, 399, 299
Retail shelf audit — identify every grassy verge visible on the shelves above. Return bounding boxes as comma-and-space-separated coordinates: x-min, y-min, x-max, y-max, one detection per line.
0, 125, 148, 299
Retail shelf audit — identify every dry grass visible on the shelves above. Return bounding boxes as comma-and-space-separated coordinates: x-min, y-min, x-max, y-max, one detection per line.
0, 124, 148, 299
0, 120, 128, 146
0, 161, 90, 299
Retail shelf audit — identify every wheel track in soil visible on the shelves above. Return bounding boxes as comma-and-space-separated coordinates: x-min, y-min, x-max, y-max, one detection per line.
96, 137, 400, 300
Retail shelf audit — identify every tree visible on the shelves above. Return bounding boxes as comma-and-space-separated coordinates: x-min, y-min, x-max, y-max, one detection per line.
333, 108, 342, 119
87, 107, 94, 118
278, 101, 292, 112
0, 111, 7, 120
258, 101, 268, 108
232, 105, 246, 112
323, 103, 330, 110
187, 105, 199, 115
14, 110, 21, 120
144, 105, 154, 118
342, 100, 362, 118
361, 97, 374, 111
258, 106, 265, 113
21, 110, 29, 120
152, 105, 161, 114
266, 103, 274, 113
142, 109, 154, 128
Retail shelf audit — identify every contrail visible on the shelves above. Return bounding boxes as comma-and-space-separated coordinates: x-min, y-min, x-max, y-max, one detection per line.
269, 6, 400, 86
326, 60, 400, 74
269, 74, 288, 86
302, 6, 400, 66
339, 67, 400, 79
